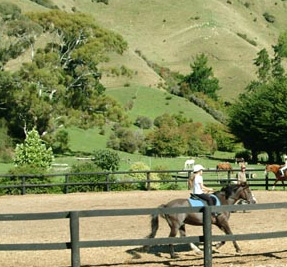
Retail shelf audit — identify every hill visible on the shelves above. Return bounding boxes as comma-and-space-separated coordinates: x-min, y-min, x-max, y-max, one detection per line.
49, 0, 287, 101
3, 0, 287, 102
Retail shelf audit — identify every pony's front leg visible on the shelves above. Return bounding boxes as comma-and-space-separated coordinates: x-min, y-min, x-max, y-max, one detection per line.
216, 219, 241, 253
179, 225, 202, 255
272, 179, 279, 190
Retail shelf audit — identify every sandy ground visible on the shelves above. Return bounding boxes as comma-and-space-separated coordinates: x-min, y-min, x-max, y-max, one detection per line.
1, 190, 287, 267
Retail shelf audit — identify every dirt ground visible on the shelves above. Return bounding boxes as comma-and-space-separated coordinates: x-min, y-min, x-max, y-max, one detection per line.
1, 190, 287, 267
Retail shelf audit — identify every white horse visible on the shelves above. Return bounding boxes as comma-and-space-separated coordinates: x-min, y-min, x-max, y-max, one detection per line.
184, 159, 195, 170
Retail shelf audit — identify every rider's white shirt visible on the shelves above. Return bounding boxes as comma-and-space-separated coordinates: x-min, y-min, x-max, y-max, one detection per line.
193, 175, 203, 194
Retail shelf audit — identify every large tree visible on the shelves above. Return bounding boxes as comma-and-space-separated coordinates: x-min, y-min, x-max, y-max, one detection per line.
0, 9, 129, 144
229, 79, 287, 162
229, 31, 287, 162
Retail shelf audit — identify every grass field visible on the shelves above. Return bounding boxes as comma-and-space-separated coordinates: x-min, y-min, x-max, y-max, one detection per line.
106, 85, 218, 124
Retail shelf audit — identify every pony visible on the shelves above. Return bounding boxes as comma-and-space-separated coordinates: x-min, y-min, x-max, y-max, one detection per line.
146, 183, 256, 258
216, 162, 233, 172
265, 164, 287, 190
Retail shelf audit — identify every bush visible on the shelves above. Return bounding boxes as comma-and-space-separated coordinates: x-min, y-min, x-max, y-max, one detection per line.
0, 165, 61, 195
152, 165, 181, 190
135, 116, 153, 129
125, 162, 161, 190
92, 149, 120, 171
68, 162, 106, 192
14, 128, 54, 169
263, 12, 275, 23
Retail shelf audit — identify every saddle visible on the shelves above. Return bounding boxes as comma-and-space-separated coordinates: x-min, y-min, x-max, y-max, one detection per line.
188, 194, 221, 207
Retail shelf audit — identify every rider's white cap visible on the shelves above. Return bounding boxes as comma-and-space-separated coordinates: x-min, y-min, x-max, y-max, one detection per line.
193, 164, 205, 173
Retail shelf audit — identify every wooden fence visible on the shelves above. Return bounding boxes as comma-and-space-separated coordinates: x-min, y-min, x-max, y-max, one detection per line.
0, 167, 277, 194
1, 202, 287, 267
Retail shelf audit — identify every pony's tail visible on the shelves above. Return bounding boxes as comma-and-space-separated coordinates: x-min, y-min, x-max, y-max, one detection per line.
146, 204, 166, 239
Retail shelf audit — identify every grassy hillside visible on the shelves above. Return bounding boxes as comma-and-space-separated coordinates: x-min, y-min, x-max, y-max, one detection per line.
49, 0, 287, 101
3, 0, 286, 101
106, 85, 218, 123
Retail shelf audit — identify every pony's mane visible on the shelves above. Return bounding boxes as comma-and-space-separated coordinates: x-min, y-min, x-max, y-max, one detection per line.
218, 184, 241, 199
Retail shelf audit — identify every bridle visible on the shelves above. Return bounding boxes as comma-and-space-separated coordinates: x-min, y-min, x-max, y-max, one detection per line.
237, 184, 255, 204
227, 184, 254, 204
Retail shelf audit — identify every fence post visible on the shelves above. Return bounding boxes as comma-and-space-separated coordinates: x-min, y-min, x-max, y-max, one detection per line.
70, 211, 80, 267
227, 170, 231, 183
21, 176, 26, 195
203, 206, 212, 267
65, 175, 69, 194
265, 172, 269, 191
146, 171, 151, 191
106, 174, 110, 192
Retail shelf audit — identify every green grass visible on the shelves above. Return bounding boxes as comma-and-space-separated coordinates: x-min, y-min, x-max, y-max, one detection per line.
107, 85, 218, 124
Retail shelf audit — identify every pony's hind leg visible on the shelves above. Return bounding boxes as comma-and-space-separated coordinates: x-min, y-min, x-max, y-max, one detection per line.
168, 224, 179, 258
179, 225, 202, 255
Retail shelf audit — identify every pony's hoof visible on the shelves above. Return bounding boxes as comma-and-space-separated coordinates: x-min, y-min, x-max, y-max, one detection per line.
142, 245, 149, 252
171, 254, 180, 259
194, 250, 203, 255
236, 249, 242, 255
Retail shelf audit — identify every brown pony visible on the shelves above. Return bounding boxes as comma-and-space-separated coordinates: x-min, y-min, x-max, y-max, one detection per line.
216, 162, 233, 172
265, 164, 287, 190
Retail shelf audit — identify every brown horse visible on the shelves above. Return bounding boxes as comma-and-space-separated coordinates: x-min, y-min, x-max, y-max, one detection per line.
146, 184, 256, 258
265, 164, 287, 190
216, 162, 233, 172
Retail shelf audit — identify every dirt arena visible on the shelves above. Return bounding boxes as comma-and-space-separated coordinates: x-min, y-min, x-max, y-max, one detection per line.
1, 190, 287, 267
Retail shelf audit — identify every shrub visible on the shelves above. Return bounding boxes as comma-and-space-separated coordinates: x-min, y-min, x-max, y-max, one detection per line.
134, 116, 153, 129
125, 162, 161, 190
14, 128, 54, 169
68, 162, 106, 192
263, 12, 275, 23
92, 149, 120, 171
0, 165, 61, 195
152, 165, 180, 190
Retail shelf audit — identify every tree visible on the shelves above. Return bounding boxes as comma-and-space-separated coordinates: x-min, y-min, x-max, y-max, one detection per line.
14, 128, 54, 168
148, 124, 187, 157
253, 48, 271, 83
0, 9, 129, 145
229, 32, 287, 162
180, 53, 220, 100
92, 149, 120, 171
229, 79, 287, 162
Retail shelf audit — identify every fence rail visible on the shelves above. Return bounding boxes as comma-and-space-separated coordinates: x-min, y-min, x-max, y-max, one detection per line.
1, 203, 287, 267
0, 167, 277, 194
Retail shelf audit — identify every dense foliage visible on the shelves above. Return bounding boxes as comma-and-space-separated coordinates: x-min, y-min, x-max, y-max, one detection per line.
0, 6, 128, 148
229, 33, 287, 162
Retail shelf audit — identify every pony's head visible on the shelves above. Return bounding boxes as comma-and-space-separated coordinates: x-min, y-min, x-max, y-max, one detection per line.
221, 183, 256, 204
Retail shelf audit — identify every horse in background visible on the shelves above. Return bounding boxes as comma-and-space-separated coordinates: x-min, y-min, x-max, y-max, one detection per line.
216, 162, 233, 172
216, 162, 233, 181
265, 164, 287, 190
